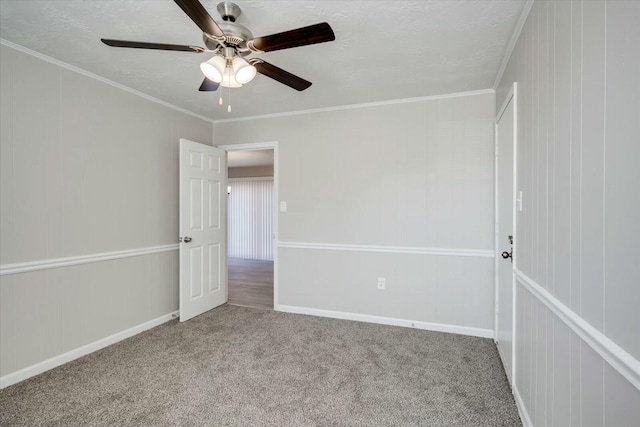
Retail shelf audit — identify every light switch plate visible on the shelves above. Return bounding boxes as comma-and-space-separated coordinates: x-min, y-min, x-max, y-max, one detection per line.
516, 191, 523, 212
280, 201, 287, 212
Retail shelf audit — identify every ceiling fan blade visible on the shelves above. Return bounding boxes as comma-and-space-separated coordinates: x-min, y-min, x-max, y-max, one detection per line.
248, 22, 335, 53
101, 39, 205, 52
199, 78, 219, 92
173, 0, 225, 38
249, 59, 312, 91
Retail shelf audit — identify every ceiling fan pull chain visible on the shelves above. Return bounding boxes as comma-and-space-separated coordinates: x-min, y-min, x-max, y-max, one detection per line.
227, 68, 232, 113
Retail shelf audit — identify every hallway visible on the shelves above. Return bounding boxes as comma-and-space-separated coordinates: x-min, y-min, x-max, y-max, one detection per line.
227, 257, 274, 310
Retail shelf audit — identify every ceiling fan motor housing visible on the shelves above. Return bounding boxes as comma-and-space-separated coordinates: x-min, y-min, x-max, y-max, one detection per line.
217, 1, 241, 22
203, 2, 252, 54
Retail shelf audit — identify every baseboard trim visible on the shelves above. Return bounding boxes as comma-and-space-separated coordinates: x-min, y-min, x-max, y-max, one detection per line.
0, 244, 179, 276
515, 268, 640, 391
0, 311, 178, 389
513, 384, 533, 427
275, 304, 493, 338
496, 341, 513, 386
277, 241, 494, 258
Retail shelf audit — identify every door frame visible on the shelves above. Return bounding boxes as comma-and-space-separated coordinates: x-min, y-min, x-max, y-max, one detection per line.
218, 141, 279, 309
494, 82, 518, 385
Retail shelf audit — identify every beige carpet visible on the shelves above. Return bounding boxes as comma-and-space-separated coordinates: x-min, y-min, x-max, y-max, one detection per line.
0, 305, 521, 426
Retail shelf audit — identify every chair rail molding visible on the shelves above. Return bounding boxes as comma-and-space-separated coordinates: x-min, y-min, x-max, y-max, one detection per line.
514, 268, 640, 391
277, 241, 494, 258
0, 244, 179, 276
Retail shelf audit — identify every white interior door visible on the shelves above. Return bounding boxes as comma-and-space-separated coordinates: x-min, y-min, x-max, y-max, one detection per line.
179, 138, 227, 322
496, 87, 516, 384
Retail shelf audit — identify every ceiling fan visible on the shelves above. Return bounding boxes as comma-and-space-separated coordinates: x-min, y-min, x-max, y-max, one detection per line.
101, 0, 335, 93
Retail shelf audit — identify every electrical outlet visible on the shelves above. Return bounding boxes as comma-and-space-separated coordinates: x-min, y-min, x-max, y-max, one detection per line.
377, 277, 386, 290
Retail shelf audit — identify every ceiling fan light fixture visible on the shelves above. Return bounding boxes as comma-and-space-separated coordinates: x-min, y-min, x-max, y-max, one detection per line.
200, 55, 226, 83
232, 56, 257, 84
102, 1, 336, 104
220, 68, 243, 88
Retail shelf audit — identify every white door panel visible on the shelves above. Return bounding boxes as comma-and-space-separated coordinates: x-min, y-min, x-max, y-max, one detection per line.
496, 86, 517, 384
179, 139, 227, 322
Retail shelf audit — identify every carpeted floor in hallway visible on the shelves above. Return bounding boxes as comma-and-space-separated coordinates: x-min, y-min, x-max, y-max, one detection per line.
0, 305, 522, 426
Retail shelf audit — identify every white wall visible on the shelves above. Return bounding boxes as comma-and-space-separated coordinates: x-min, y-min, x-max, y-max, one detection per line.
228, 165, 274, 178
0, 44, 213, 383
496, 0, 640, 425
215, 91, 496, 334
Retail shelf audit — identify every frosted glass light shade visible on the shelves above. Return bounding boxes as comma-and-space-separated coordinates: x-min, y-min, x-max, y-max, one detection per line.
220, 69, 243, 88
232, 56, 257, 84
200, 55, 226, 83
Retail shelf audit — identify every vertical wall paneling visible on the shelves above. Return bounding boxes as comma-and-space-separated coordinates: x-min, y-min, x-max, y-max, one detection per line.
227, 179, 274, 261
552, 0, 572, 307
569, 0, 583, 318
0, 43, 213, 382
570, 1, 583, 400
603, 0, 640, 361
581, 0, 606, 333
496, 0, 640, 424
604, 363, 640, 426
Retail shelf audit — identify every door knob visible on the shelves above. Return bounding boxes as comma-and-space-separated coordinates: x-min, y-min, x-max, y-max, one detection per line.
501, 250, 512, 261
183, 236, 192, 243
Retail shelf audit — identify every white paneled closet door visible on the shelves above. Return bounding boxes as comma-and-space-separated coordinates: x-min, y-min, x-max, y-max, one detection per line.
227, 178, 274, 261
496, 84, 517, 385
178, 139, 227, 322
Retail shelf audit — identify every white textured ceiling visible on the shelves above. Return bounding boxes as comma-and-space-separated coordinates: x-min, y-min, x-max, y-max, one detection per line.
0, 0, 525, 120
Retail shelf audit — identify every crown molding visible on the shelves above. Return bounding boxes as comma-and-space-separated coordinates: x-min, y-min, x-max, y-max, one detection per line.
0, 38, 214, 124
493, 0, 535, 90
213, 88, 495, 124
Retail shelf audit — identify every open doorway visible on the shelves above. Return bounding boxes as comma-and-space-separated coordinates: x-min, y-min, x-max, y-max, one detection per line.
222, 143, 277, 310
